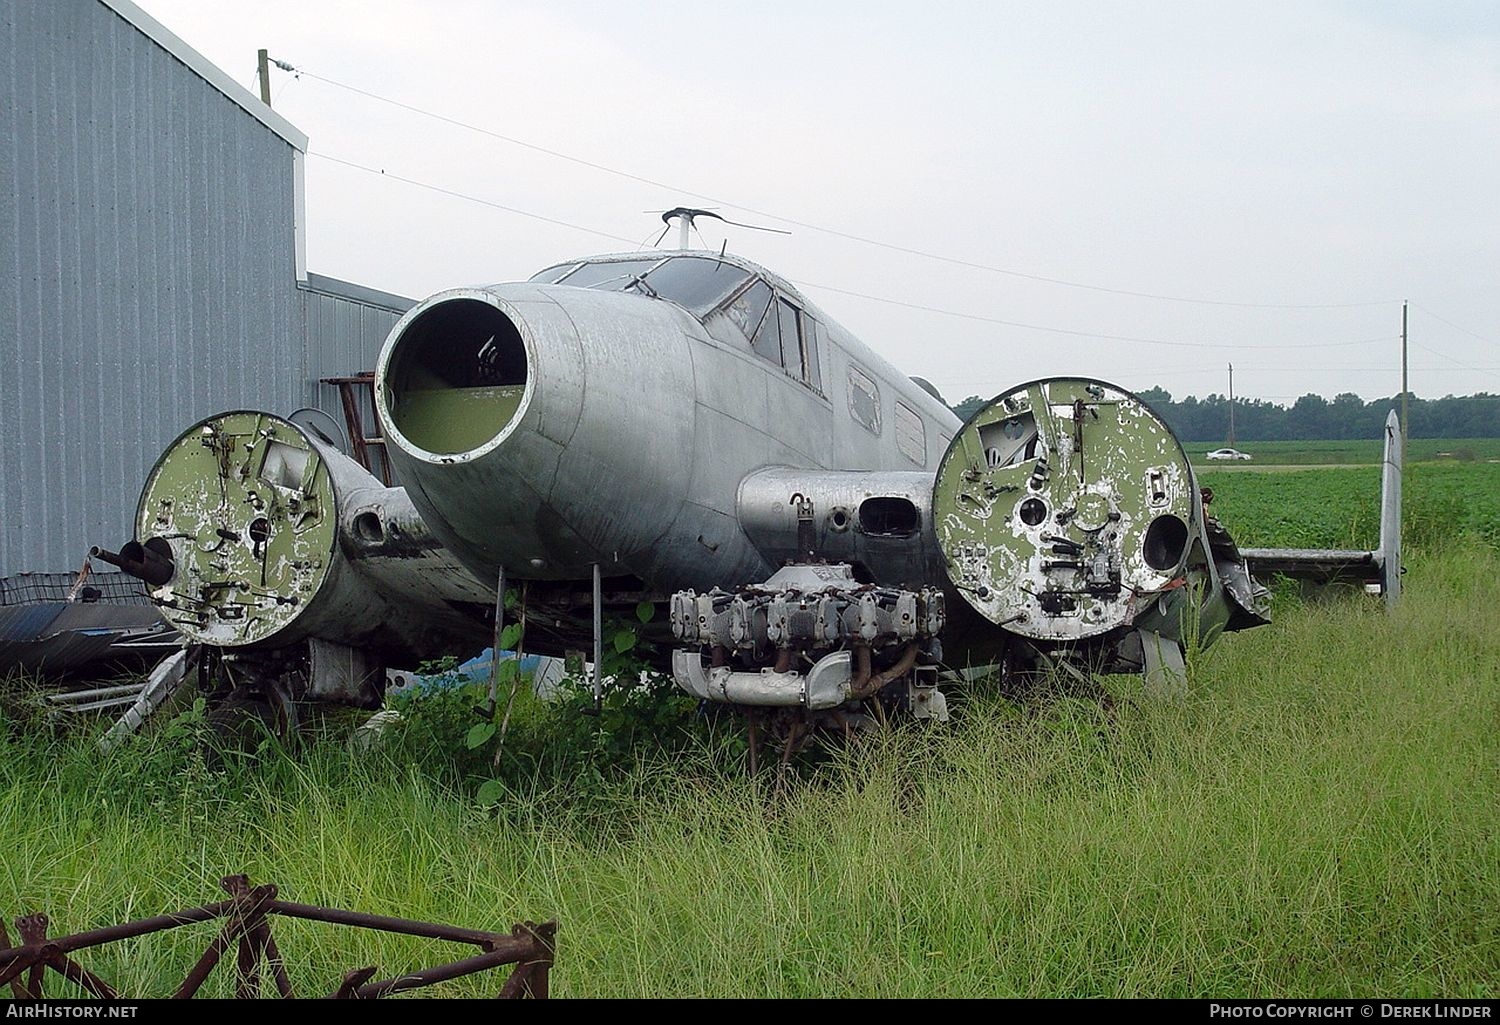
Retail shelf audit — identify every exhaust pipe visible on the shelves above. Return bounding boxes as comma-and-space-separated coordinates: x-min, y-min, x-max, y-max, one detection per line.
91, 538, 175, 586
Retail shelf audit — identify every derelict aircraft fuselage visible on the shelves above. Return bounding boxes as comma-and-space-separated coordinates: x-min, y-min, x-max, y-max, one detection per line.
376, 249, 959, 593
105, 231, 1399, 729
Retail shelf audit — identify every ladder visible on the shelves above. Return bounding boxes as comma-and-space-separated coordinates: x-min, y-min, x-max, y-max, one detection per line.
321, 372, 391, 484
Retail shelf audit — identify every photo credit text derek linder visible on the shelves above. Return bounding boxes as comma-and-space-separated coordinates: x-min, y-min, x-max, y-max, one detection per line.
1210, 1006, 1492, 1019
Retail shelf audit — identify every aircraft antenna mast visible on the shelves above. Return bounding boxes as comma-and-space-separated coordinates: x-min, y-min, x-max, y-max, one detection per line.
661, 207, 712, 250
657, 207, 793, 251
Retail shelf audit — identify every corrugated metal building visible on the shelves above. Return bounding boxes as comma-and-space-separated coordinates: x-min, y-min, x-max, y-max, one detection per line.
1, 0, 411, 578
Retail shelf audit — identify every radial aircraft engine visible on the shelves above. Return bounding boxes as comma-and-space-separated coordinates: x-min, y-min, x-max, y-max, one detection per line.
123, 241, 1392, 740
670, 375, 1406, 718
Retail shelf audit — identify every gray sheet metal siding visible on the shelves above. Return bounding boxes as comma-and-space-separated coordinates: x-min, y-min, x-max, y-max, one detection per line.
1, 1, 300, 576
300, 275, 412, 481
301, 274, 411, 414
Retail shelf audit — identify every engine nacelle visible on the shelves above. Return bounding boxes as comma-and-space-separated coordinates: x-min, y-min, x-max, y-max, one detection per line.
931, 378, 1255, 658
127, 410, 492, 662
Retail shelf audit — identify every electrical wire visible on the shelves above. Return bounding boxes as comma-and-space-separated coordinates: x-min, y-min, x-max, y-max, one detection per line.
1411, 303, 1498, 346
795, 280, 1396, 350
310, 153, 643, 248
1409, 341, 1500, 386
273, 62, 1402, 311
311, 151, 1414, 356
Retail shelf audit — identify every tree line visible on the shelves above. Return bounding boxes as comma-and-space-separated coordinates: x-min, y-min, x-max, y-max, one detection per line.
947, 388, 1500, 441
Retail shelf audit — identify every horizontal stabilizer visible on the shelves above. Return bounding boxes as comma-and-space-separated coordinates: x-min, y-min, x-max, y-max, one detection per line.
1241, 547, 1378, 586
1238, 410, 1403, 604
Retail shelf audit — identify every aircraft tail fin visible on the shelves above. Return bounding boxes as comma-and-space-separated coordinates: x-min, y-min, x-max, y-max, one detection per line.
1376, 409, 1402, 607
1238, 408, 1403, 606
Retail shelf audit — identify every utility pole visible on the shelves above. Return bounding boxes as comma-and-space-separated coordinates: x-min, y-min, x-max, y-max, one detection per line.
1227, 362, 1236, 446
1400, 300, 1409, 450
257, 48, 272, 106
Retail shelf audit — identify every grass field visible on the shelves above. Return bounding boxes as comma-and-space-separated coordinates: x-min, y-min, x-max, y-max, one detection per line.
1200, 462, 1500, 552
1184, 437, 1500, 466
1, 464, 1496, 998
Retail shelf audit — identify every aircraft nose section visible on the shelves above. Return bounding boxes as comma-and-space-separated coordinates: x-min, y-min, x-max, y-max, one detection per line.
374, 282, 698, 582
378, 291, 537, 460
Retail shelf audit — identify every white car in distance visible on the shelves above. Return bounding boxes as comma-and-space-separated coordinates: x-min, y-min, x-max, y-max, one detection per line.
1205, 448, 1253, 461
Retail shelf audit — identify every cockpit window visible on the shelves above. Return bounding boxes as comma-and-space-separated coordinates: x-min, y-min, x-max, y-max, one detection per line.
530, 255, 752, 315
639, 257, 752, 312
550, 259, 662, 290
528, 263, 582, 284
725, 280, 773, 340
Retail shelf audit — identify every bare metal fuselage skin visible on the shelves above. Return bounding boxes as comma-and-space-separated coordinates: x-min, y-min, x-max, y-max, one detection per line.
376, 252, 961, 599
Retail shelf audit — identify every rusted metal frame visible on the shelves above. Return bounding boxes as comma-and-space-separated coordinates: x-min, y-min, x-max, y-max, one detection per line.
19, 914, 48, 999
265, 900, 510, 947
235, 923, 263, 998
43, 950, 120, 1000
223, 875, 279, 1000
331, 966, 378, 999
254, 921, 295, 998
0, 951, 41, 998
172, 882, 277, 999
0, 920, 18, 999
496, 921, 554, 999
231, 930, 261, 1002
7, 901, 236, 956
496, 962, 536, 1000
0, 918, 28, 999
352, 924, 552, 1000
3, 881, 550, 1000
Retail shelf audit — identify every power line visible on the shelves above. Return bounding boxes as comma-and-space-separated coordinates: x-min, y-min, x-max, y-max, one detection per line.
276, 62, 1401, 312
796, 280, 1395, 350
1409, 340, 1500, 386
310, 153, 643, 248
316, 148, 1404, 357
1411, 302, 1498, 346
1059, 365, 1494, 376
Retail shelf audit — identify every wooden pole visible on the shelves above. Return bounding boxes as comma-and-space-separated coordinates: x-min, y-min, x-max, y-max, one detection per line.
257, 49, 272, 106
1227, 362, 1235, 446
1400, 300, 1409, 450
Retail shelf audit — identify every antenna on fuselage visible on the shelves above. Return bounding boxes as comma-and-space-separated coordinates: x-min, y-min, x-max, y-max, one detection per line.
656, 207, 792, 250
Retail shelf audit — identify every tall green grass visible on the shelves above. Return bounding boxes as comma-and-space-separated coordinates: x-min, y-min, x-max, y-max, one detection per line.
2, 545, 1495, 997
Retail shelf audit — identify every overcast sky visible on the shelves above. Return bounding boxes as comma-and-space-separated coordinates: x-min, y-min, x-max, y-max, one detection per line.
137, 0, 1499, 406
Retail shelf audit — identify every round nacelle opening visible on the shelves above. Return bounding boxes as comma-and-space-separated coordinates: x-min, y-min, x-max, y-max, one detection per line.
352, 511, 385, 544
858, 496, 920, 538
382, 297, 530, 456
1143, 514, 1189, 572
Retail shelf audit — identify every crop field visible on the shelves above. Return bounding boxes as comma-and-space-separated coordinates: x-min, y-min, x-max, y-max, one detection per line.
1, 463, 1496, 998
1200, 462, 1500, 552
1183, 437, 1500, 466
